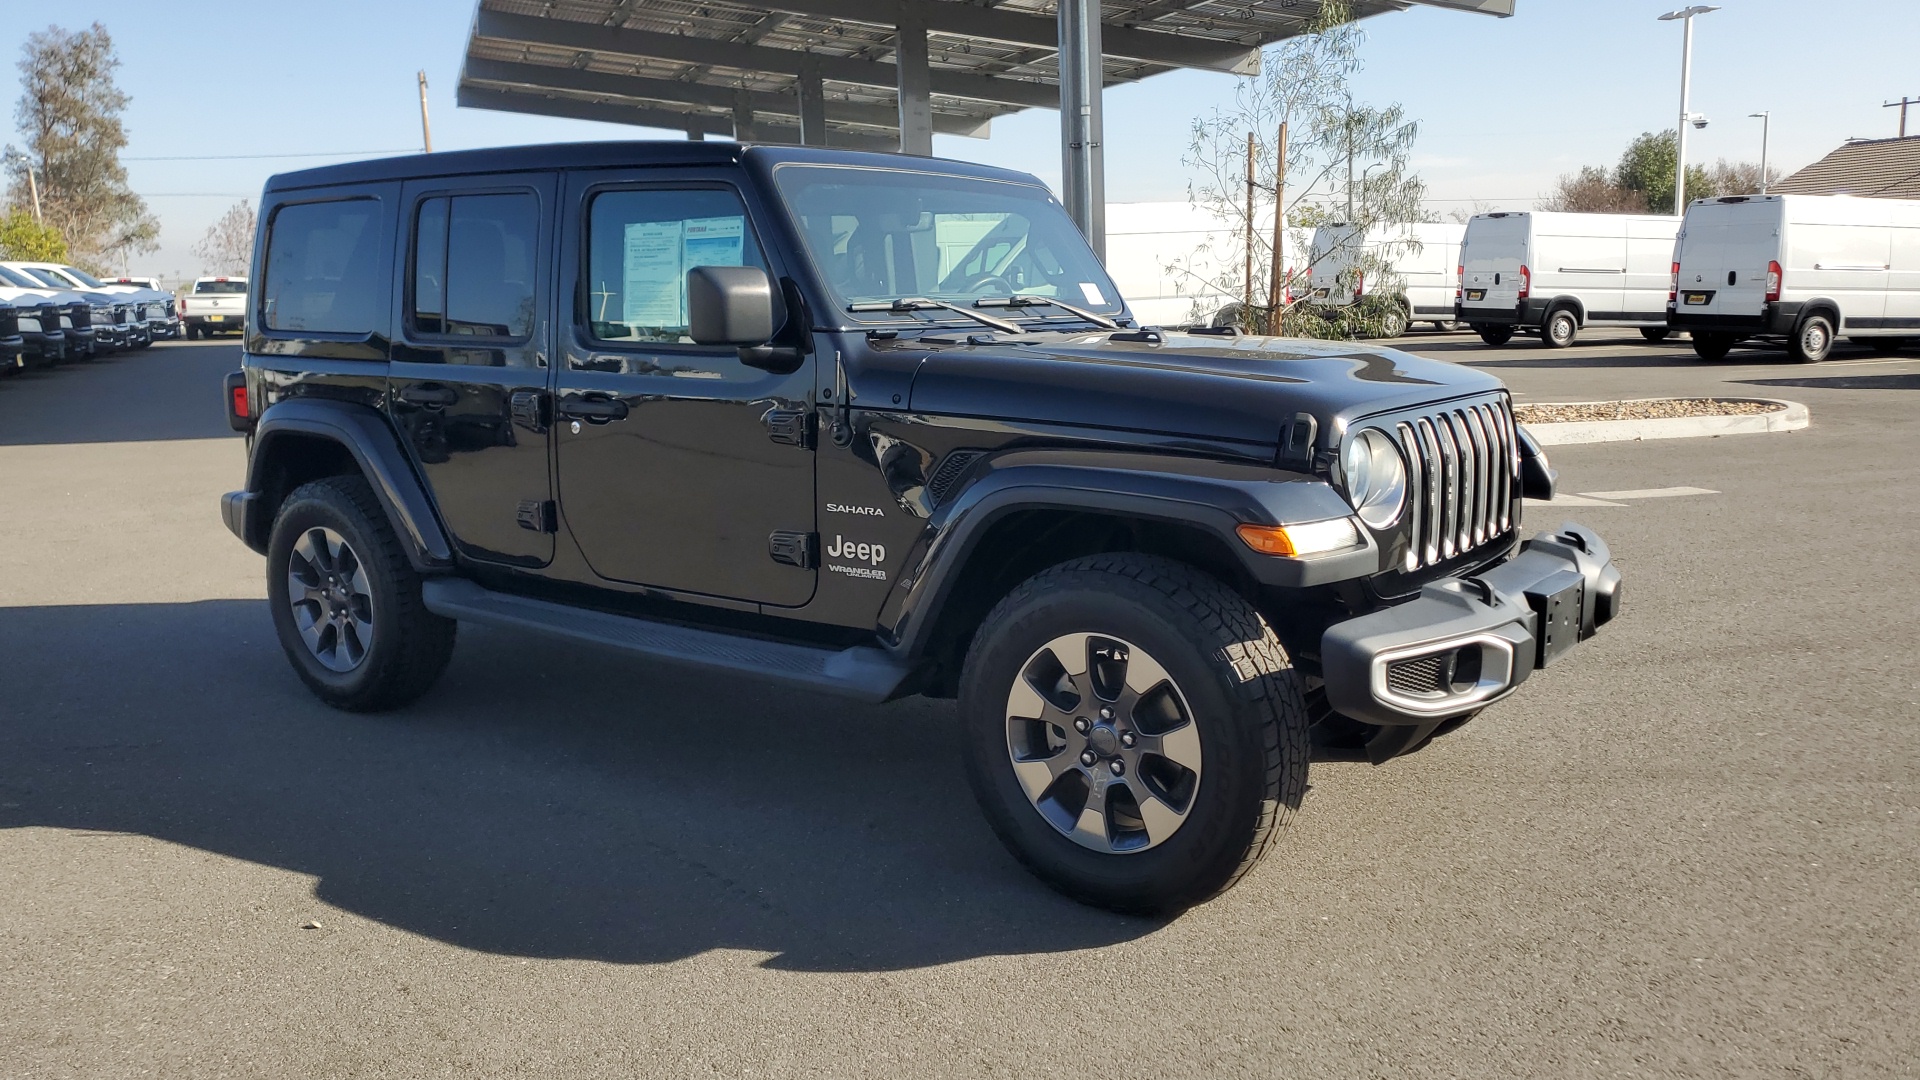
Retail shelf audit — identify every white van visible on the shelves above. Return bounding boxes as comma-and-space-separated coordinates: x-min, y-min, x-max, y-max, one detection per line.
1102, 201, 1310, 327
1456, 211, 1680, 348
1305, 221, 1464, 334
1669, 193, 1920, 362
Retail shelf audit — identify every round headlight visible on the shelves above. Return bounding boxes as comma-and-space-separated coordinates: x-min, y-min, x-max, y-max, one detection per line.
1341, 428, 1408, 529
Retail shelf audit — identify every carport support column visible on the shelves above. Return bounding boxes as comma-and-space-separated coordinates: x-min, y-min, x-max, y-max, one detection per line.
1058, 0, 1105, 260
895, 13, 933, 155
732, 95, 758, 143
798, 60, 828, 147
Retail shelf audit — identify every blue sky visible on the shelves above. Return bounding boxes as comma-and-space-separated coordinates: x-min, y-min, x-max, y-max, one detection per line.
11, 0, 1916, 277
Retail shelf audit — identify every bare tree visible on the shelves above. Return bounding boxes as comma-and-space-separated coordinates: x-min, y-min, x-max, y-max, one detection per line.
192, 199, 255, 275
8, 23, 157, 272
1537, 166, 1647, 213
1175, 0, 1427, 337
1446, 200, 1501, 224
1703, 158, 1782, 198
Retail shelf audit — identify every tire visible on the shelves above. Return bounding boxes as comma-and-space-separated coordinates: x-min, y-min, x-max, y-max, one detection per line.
1477, 325, 1514, 346
1433, 320, 1461, 332
957, 554, 1309, 915
1692, 333, 1735, 361
1543, 307, 1578, 349
1374, 305, 1408, 339
266, 475, 456, 711
1788, 313, 1834, 363
1640, 327, 1671, 342
185, 325, 200, 341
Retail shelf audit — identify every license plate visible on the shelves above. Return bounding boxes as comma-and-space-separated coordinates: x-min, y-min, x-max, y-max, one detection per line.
207, 315, 225, 322
1312, 288, 1329, 299
1683, 293, 1709, 306
1466, 289, 1485, 301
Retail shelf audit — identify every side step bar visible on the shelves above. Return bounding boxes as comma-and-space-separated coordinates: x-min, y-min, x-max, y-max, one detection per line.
421, 578, 916, 703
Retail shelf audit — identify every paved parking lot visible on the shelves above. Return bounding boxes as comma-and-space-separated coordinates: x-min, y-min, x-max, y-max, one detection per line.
2, 333, 1916, 1078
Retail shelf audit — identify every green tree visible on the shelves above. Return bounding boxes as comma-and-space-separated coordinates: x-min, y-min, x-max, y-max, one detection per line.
8, 23, 157, 272
0, 208, 68, 260
1177, 0, 1428, 336
1613, 130, 1711, 215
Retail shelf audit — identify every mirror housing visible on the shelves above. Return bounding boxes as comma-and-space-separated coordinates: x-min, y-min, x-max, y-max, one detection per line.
1515, 425, 1558, 501
688, 265, 778, 346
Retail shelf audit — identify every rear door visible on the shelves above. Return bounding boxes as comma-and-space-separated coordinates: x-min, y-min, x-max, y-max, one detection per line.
1460, 214, 1526, 313
1678, 200, 1776, 319
389, 171, 558, 568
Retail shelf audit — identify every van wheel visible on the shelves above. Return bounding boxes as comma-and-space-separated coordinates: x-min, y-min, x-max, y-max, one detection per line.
1375, 306, 1408, 339
1434, 320, 1460, 332
1788, 314, 1834, 363
266, 476, 457, 711
957, 554, 1309, 915
1640, 327, 1670, 343
1543, 308, 1579, 349
1476, 326, 1514, 346
1692, 333, 1735, 361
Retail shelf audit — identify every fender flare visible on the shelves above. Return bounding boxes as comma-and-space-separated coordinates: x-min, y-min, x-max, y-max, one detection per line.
243, 399, 453, 570
1544, 295, 1585, 326
877, 449, 1378, 657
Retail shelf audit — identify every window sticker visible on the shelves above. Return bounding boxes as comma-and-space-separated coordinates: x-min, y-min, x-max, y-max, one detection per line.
1079, 281, 1106, 305
682, 216, 745, 271
622, 220, 683, 326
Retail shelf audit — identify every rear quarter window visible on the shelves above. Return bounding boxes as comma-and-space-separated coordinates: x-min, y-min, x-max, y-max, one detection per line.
262, 199, 382, 334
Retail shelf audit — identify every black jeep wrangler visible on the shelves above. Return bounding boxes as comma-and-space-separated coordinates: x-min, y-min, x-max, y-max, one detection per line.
221, 143, 1621, 914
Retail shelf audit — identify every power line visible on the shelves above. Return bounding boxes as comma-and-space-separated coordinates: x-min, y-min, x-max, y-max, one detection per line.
124, 149, 417, 161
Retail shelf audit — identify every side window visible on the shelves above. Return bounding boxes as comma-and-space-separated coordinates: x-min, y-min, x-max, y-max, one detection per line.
584, 187, 767, 344
262, 199, 382, 334
410, 192, 537, 339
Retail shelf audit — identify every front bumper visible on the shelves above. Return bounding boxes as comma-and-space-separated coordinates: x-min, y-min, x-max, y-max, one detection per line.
1321, 522, 1622, 727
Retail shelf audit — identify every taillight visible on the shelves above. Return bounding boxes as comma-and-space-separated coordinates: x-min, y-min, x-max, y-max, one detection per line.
1455, 265, 1464, 301
1517, 265, 1531, 300
1669, 261, 1679, 303
1353, 271, 1364, 297
1765, 260, 1781, 303
225, 370, 252, 431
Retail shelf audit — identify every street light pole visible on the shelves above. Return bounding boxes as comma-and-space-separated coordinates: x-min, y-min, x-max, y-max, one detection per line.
1749, 111, 1770, 193
2, 145, 41, 222
1660, 6, 1718, 215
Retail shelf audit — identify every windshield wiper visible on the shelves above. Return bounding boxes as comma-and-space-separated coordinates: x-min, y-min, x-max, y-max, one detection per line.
974, 295, 1121, 330
848, 297, 1021, 335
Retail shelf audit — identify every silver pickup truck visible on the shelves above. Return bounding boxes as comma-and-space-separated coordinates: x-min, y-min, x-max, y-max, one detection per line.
181, 276, 249, 339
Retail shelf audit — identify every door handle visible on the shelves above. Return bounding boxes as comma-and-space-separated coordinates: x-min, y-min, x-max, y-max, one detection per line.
399, 384, 458, 409
558, 394, 629, 423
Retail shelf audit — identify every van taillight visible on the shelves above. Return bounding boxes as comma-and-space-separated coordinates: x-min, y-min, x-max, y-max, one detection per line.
1765, 260, 1781, 303
1353, 271, 1364, 297
1517, 265, 1530, 300
1669, 261, 1679, 303
1455, 265, 1464, 301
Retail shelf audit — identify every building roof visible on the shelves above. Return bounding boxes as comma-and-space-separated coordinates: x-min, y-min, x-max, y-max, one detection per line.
456, 0, 1512, 147
1773, 136, 1920, 200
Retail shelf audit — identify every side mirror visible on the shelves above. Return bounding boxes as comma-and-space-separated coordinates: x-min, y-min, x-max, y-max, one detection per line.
687, 265, 777, 346
1515, 425, 1558, 501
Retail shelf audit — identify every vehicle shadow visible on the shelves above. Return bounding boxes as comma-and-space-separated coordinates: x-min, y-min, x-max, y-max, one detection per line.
0, 599, 1155, 971
0, 343, 242, 446
1738, 373, 1920, 391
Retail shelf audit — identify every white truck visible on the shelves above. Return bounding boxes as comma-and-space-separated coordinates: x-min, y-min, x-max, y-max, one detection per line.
181, 276, 250, 339
1304, 221, 1465, 335
3, 261, 171, 346
1668, 193, 1920, 362
1456, 211, 1681, 348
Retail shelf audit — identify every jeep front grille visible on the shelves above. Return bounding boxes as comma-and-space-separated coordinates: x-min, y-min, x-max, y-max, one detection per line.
1393, 397, 1519, 571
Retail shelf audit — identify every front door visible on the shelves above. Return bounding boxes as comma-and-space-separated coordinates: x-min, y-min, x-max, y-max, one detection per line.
389, 171, 557, 568
553, 172, 817, 608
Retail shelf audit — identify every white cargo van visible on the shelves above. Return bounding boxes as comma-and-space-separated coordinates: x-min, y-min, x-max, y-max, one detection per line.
1305, 221, 1464, 334
1668, 193, 1920, 362
1456, 211, 1681, 348
1102, 201, 1311, 327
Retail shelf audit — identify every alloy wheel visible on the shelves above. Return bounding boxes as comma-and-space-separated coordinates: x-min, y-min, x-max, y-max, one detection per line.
287, 527, 375, 672
1004, 633, 1203, 853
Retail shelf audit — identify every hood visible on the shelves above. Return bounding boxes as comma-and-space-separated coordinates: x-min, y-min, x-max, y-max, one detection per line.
903, 329, 1507, 450
0, 285, 85, 307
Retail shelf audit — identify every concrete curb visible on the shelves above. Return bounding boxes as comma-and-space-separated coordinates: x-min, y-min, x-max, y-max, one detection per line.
1521, 398, 1809, 446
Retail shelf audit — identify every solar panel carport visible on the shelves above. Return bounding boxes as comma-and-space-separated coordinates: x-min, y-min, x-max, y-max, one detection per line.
457, 0, 1512, 254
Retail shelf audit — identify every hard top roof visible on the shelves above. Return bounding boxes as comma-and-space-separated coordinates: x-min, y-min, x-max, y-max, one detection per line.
264, 140, 1044, 192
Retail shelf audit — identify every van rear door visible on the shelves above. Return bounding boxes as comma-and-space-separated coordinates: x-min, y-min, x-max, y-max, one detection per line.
1676, 198, 1777, 320
1460, 213, 1527, 316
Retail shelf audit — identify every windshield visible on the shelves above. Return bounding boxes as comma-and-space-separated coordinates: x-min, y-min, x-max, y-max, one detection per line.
60, 266, 109, 288
0, 265, 49, 289
194, 279, 248, 294
17, 267, 68, 289
772, 164, 1124, 324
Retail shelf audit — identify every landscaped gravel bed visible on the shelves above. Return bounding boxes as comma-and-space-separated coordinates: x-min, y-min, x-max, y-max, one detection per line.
1515, 398, 1784, 424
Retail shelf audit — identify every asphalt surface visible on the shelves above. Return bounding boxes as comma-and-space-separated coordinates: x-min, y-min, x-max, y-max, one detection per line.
1, 332, 1915, 1078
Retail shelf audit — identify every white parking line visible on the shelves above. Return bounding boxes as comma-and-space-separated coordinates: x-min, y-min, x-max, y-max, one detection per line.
1525, 494, 1624, 508
1579, 486, 1720, 500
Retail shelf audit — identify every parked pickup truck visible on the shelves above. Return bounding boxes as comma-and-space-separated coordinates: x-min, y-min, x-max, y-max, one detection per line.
220, 142, 1624, 915
182, 276, 249, 339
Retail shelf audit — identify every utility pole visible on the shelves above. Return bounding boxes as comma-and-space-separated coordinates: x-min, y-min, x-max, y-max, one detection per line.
417, 70, 434, 153
2, 145, 40, 222
1659, 6, 1719, 215
1886, 96, 1919, 138
1749, 111, 1770, 193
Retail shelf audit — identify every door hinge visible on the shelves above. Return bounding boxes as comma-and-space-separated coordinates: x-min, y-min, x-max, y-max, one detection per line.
768, 530, 817, 569
510, 390, 549, 434
517, 499, 557, 534
765, 407, 813, 448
